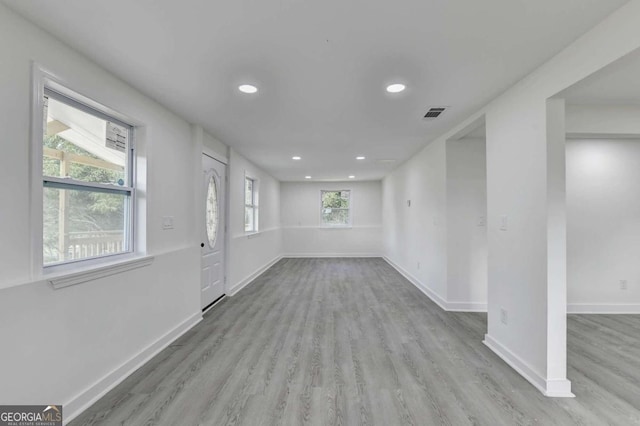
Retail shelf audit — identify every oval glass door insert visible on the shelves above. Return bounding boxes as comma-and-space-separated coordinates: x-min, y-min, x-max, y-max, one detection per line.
206, 175, 218, 247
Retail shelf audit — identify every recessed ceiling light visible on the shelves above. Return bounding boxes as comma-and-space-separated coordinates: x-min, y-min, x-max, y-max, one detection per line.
386, 83, 406, 93
356, 156, 366, 160
292, 156, 301, 160
305, 176, 312, 179
238, 84, 258, 94
348, 175, 355, 179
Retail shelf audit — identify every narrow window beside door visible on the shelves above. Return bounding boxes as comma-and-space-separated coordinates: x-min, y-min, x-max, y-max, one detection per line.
245, 176, 259, 232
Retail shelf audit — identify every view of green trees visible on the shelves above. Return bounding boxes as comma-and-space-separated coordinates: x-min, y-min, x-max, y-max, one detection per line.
43, 135, 126, 264
321, 190, 350, 225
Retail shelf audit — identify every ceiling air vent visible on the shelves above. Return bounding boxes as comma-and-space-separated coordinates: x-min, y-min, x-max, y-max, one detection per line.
423, 107, 447, 120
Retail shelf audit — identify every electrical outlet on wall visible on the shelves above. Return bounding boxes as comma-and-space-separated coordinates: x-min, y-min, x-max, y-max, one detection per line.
162, 216, 174, 230
620, 280, 628, 290
500, 308, 508, 325
417, 262, 421, 270
477, 216, 486, 227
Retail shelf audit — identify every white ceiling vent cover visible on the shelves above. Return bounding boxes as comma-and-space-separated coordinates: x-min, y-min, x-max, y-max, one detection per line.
423, 107, 448, 120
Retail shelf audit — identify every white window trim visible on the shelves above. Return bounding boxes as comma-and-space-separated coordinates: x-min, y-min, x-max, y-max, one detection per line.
48, 255, 154, 289
319, 189, 353, 228
31, 64, 148, 283
244, 174, 259, 233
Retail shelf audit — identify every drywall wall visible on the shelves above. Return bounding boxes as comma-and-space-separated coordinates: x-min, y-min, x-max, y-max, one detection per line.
479, 2, 640, 396
281, 181, 382, 256
227, 148, 282, 294
202, 129, 230, 161
446, 138, 487, 310
0, 3, 202, 419
566, 104, 640, 137
480, 0, 640, 394
382, 139, 447, 304
567, 138, 640, 313
382, 0, 640, 397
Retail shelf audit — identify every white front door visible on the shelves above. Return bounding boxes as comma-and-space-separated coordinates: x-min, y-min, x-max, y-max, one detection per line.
201, 154, 226, 310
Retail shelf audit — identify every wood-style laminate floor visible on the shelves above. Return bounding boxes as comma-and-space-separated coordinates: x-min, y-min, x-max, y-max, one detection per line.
71, 258, 640, 425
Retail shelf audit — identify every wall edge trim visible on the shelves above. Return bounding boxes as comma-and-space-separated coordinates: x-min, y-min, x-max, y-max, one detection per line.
447, 301, 488, 312
227, 255, 283, 296
382, 255, 449, 311
567, 303, 640, 314
64, 311, 203, 423
483, 334, 574, 398
283, 253, 381, 258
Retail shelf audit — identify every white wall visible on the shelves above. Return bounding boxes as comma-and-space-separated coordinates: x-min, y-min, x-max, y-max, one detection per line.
0, 5, 283, 421
281, 181, 382, 256
446, 138, 487, 310
382, 0, 640, 397
567, 138, 640, 312
382, 139, 448, 304
566, 104, 640, 137
475, 3, 640, 397
0, 3, 201, 419
383, 136, 487, 312
227, 148, 282, 294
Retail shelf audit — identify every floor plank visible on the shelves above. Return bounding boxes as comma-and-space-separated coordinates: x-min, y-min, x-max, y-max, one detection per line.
70, 258, 640, 425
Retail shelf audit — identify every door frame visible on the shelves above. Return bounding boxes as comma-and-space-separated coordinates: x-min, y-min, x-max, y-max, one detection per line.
201, 146, 230, 309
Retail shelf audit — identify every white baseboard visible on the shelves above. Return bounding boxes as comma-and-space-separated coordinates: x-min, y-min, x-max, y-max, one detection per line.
382, 256, 449, 311
382, 256, 487, 312
227, 255, 283, 296
282, 253, 381, 258
64, 312, 202, 424
568, 303, 640, 314
483, 334, 574, 398
447, 301, 488, 312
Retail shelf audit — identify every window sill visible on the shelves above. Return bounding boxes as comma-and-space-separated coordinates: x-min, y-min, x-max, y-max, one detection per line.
319, 226, 353, 230
45, 255, 154, 290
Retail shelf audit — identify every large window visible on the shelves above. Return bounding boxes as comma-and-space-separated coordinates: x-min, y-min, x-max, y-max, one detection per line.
42, 88, 135, 266
245, 176, 259, 232
321, 190, 351, 227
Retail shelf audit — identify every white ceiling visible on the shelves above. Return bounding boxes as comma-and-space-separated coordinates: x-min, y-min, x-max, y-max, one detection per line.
5, 0, 627, 181
561, 47, 640, 105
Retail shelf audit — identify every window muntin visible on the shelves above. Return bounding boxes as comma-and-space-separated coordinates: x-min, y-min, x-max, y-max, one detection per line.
244, 177, 258, 232
43, 89, 134, 266
321, 190, 351, 227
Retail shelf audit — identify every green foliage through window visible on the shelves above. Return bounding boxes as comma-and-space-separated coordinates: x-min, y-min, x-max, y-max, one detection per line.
43, 135, 127, 264
321, 190, 351, 226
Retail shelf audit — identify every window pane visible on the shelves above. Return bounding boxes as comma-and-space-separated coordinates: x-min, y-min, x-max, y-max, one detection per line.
44, 187, 129, 265
245, 206, 254, 232
322, 208, 350, 226
245, 178, 253, 205
254, 208, 259, 232
206, 176, 219, 247
322, 190, 350, 209
44, 96, 127, 186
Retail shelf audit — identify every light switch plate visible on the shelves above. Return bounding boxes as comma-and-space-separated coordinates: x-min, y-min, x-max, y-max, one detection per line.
500, 215, 508, 231
500, 308, 508, 325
